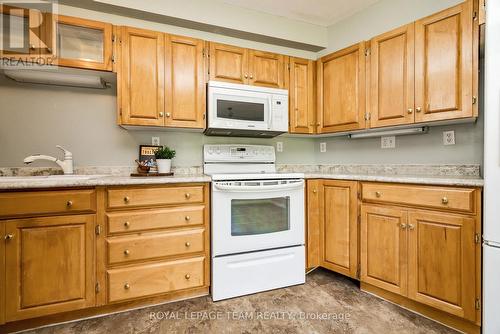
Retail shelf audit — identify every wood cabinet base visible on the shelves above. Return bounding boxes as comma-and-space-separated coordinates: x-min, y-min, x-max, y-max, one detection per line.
361, 282, 480, 334
0, 287, 209, 334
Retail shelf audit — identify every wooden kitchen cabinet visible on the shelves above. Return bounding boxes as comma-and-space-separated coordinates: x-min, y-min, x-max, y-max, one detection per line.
208, 42, 248, 84
289, 57, 316, 134
164, 35, 206, 129
414, 0, 475, 122
319, 180, 359, 279
360, 205, 408, 296
4, 215, 96, 322
0, 223, 5, 325
369, 24, 415, 128
248, 49, 287, 89
54, 15, 113, 71
407, 211, 476, 321
317, 42, 366, 133
118, 27, 165, 126
306, 180, 320, 270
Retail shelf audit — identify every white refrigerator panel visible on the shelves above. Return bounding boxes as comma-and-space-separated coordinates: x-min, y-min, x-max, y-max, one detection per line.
483, 245, 500, 334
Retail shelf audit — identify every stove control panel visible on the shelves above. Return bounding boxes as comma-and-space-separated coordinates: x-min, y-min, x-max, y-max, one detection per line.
203, 144, 275, 163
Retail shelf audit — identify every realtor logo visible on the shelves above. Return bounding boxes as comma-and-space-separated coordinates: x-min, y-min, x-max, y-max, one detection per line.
0, 1, 57, 66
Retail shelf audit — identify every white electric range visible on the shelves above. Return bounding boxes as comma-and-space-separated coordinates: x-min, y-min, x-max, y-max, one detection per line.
203, 144, 305, 301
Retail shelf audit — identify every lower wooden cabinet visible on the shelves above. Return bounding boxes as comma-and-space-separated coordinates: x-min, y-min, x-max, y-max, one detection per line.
4, 215, 96, 322
0, 223, 5, 325
360, 205, 408, 296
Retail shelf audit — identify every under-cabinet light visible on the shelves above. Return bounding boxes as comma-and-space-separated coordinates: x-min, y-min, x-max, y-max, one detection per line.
348, 126, 429, 139
4, 69, 110, 89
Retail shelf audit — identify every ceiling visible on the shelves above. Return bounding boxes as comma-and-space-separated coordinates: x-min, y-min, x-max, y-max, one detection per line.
218, 0, 381, 27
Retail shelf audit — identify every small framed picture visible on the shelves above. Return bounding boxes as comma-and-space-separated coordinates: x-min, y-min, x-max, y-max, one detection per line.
139, 145, 161, 170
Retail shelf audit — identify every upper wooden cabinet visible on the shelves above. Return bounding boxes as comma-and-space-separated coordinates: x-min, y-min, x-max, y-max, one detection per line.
4, 215, 96, 322
369, 24, 415, 128
289, 57, 316, 134
54, 15, 113, 71
414, 0, 475, 122
208, 42, 288, 89
319, 180, 359, 279
317, 42, 366, 133
164, 35, 206, 128
118, 27, 165, 127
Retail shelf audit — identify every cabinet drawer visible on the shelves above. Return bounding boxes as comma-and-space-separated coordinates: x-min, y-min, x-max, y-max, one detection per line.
0, 189, 96, 217
107, 257, 205, 302
107, 185, 204, 209
362, 183, 476, 213
107, 228, 205, 265
107, 206, 205, 234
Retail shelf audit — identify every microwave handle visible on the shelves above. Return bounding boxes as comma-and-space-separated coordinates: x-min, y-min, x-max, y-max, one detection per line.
213, 180, 304, 192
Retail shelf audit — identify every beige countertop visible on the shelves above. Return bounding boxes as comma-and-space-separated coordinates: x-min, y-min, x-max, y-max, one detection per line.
0, 172, 483, 190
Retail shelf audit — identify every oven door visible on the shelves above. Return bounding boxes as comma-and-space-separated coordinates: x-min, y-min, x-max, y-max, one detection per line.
211, 179, 305, 257
208, 86, 271, 131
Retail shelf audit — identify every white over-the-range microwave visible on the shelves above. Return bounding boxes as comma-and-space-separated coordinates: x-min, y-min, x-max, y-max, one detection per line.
205, 81, 289, 138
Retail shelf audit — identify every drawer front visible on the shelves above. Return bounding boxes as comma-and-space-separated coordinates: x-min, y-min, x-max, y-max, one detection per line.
107, 257, 205, 302
0, 190, 96, 217
107, 185, 204, 209
107, 206, 205, 234
362, 183, 475, 213
107, 228, 205, 265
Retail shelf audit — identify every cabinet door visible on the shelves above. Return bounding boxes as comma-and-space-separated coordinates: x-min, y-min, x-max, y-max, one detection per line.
5, 215, 95, 321
289, 57, 316, 134
248, 50, 287, 89
306, 180, 321, 270
361, 205, 407, 296
369, 24, 415, 128
415, 0, 474, 122
119, 27, 165, 126
320, 180, 359, 278
318, 42, 366, 133
0, 223, 4, 325
209, 42, 248, 84
54, 15, 112, 71
0, 5, 39, 59
165, 35, 205, 129
407, 211, 476, 321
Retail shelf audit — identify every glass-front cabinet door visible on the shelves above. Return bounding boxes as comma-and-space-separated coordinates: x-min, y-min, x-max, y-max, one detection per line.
54, 15, 112, 70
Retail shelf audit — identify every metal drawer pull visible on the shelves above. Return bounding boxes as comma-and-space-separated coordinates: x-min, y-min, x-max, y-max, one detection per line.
185, 274, 191, 280
124, 283, 130, 289
375, 191, 382, 198
408, 224, 415, 230
185, 193, 191, 199
124, 249, 130, 255
407, 108, 413, 114
66, 200, 73, 207
124, 196, 130, 203
124, 221, 130, 228
185, 216, 191, 221
185, 242, 191, 247
400, 223, 407, 229
442, 197, 449, 204
4, 234, 14, 240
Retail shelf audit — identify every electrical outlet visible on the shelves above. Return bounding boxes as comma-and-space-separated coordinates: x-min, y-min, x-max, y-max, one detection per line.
152, 137, 160, 146
381, 136, 396, 149
443, 131, 455, 145
276, 142, 283, 152
320, 142, 327, 153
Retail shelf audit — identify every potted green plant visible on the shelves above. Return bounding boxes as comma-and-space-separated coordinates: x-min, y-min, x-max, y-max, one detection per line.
154, 146, 176, 173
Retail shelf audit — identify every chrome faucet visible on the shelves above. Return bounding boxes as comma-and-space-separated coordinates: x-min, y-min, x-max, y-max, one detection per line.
23, 145, 74, 175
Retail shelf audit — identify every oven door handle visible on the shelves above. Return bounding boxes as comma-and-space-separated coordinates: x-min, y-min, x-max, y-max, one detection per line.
213, 180, 304, 192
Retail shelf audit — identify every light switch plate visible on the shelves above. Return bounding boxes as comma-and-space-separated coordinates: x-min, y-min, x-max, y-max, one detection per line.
443, 131, 455, 145
320, 142, 327, 153
381, 136, 396, 149
276, 142, 283, 152
152, 137, 160, 146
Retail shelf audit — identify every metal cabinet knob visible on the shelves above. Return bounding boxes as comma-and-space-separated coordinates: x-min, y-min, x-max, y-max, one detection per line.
185, 274, 191, 280
408, 224, 415, 230
124, 249, 130, 255
66, 200, 73, 207
375, 191, 382, 198
185, 216, 191, 221
185, 242, 191, 247
442, 197, 449, 204
244, 74, 248, 78
159, 112, 164, 117
124, 196, 130, 203
30, 44, 35, 50
407, 108, 413, 114
416, 107, 422, 113
250, 74, 253, 79
312, 189, 317, 194
4, 234, 14, 241
124, 221, 130, 228
400, 223, 407, 229
166, 113, 171, 118
124, 283, 130, 289
185, 193, 191, 199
